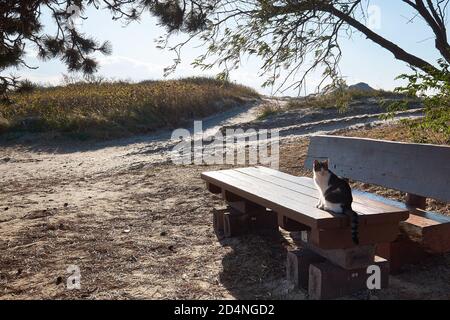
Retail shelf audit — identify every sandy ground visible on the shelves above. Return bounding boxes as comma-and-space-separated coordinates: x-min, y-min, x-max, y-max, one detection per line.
0, 99, 449, 299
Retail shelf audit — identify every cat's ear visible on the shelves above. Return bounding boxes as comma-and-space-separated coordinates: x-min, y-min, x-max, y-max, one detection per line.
313, 160, 319, 170
323, 159, 329, 169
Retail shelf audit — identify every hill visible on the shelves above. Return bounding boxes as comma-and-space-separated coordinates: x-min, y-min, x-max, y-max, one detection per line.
348, 82, 375, 91
0, 77, 259, 140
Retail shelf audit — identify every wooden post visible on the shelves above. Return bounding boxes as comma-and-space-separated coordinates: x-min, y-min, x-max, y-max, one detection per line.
376, 234, 429, 274
405, 193, 426, 209
222, 190, 244, 202
308, 256, 389, 300
249, 210, 279, 234
223, 211, 249, 237
206, 182, 221, 194
286, 249, 325, 290
300, 240, 376, 270
278, 214, 310, 232
226, 199, 278, 235
212, 206, 228, 239
227, 200, 266, 216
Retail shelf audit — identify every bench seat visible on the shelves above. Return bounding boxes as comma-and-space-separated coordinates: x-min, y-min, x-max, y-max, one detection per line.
201, 166, 410, 249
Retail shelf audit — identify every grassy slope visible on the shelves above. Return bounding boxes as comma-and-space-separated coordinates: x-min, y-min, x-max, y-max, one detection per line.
286, 88, 411, 110
0, 77, 259, 140
256, 88, 414, 120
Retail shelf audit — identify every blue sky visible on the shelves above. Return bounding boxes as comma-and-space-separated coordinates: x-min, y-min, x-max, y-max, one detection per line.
16, 1, 442, 96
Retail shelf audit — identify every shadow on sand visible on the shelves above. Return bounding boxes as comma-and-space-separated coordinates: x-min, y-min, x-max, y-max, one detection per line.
216, 230, 301, 299
215, 229, 450, 300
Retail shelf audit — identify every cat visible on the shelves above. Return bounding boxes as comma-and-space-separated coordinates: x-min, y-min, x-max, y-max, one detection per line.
313, 159, 359, 245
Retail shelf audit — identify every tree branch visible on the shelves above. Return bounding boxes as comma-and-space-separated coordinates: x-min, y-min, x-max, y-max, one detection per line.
325, 4, 440, 73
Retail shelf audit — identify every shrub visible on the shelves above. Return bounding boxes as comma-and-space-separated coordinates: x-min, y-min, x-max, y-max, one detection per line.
389, 59, 450, 144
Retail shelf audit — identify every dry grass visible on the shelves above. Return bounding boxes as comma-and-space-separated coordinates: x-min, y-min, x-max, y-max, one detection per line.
256, 101, 283, 120
286, 88, 412, 110
0, 77, 259, 140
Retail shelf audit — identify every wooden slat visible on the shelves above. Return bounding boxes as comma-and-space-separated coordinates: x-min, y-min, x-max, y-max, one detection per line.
201, 170, 346, 229
212, 169, 393, 227
253, 166, 408, 215
237, 168, 390, 218
305, 135, 450, 202
410, 208, 450, 224
310, 223, 401, 249
237, 167, 390, 216
250, 166, 409, 223
400, 211, 450, 253
202, 168, 409, 229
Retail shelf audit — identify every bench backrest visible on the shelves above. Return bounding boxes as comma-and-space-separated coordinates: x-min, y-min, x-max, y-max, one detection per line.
305, 135, 450, 203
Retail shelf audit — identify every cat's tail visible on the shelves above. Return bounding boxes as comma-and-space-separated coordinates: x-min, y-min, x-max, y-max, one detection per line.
344, 208, 359, 245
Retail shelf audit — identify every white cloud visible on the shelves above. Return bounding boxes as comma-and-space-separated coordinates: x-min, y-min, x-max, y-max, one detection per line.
20, 73, 61, 85
97, 55, 161, 73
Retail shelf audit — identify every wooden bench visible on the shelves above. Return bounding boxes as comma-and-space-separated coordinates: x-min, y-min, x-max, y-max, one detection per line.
201, 135, 450, 299
203, 166, 409, 247
306, 135, 450, 273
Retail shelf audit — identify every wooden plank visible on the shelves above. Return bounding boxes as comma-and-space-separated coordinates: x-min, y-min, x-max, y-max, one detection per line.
300, 240, 376, 270
305, 135, 450, 202
278, 214, 310, 231
236, 167, 381, 216
309, 223, 401, 249
400, 211, 450, 254
202, 169, 408, 229
201, 170, 347, 229
253, 166, 409, 217
308, 256, 389, 300
405, 193, 427, 209
227, 200, 266, 215
222, 190, 244, 202
236, 167, 408, 220
410, 208, 450, 224
376, 235, 430, 274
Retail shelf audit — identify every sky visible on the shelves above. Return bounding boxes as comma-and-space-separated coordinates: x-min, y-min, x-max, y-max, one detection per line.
14, 0, 443, 96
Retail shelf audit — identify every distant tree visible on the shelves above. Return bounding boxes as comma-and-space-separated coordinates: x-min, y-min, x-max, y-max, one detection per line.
2, 0, 450, 98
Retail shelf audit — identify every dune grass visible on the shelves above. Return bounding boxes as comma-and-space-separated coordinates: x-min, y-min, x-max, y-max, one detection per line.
257, 103, 282, 120
0, 77, 259, 140
286, 88, 411, 110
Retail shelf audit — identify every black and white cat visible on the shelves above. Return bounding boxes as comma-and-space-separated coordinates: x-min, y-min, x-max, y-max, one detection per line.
313, 159, 359, 245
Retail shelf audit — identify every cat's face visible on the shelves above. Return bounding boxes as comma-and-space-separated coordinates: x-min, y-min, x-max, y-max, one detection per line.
313, 159, 329, 176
